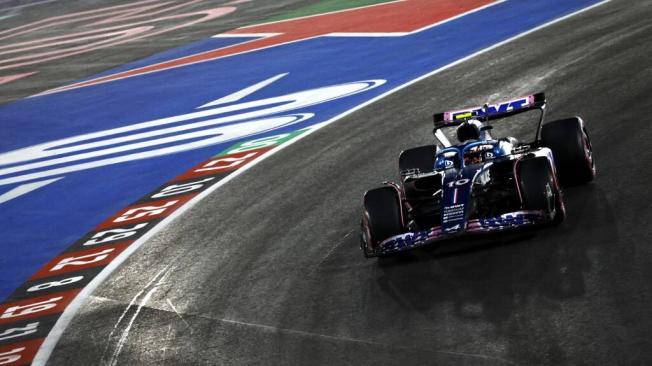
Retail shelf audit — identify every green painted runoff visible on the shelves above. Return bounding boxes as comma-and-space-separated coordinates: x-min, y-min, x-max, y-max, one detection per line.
264, 0, 393, 22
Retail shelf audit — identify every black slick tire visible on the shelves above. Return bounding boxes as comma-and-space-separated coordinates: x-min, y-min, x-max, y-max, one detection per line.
518, 157, 562, 223
541, 117, 595, 186
362, 187, 403, 254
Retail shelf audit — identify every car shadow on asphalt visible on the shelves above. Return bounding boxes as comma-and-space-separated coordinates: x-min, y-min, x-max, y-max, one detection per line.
370, 182, 615, 362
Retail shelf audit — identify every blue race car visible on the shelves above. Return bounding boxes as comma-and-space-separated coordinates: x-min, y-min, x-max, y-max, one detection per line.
360, 93, 595, 257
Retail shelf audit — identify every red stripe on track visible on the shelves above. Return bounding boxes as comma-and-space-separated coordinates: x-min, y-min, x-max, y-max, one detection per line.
0, 289, 80, 325
95, 195, 195, 230
0, 338, 43, 366
30, 243, 132, 280
172, 147, 274, 182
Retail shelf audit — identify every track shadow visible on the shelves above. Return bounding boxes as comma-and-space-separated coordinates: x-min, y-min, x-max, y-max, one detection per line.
370, 182, 614, 363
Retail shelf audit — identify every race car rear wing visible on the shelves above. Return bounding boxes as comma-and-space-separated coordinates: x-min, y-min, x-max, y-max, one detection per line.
432, 92, 547, 145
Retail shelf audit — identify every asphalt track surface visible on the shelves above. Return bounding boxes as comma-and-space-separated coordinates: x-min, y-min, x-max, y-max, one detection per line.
13, 0, 652, 365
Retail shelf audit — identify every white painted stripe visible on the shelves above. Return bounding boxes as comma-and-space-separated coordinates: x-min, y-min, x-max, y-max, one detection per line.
31, 1, 612, 364
0, 178, 61, 204
198, 73, 288, 108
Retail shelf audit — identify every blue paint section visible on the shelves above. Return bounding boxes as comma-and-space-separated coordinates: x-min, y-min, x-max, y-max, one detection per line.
0, 0, 603, 299
85, 36, 261, 80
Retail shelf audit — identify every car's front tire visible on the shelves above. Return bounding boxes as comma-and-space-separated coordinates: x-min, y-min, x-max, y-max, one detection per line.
361, 187, 403, 256
518, 157, 564, 224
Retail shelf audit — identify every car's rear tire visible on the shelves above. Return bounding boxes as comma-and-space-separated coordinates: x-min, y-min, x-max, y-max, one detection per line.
518, 158, 563, 223
398, 145, 438, 175
362, 187, 403, 254
541, 117, 595, 186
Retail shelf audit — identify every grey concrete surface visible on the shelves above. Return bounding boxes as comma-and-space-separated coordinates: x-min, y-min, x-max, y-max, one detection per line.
48, 0, 652, 365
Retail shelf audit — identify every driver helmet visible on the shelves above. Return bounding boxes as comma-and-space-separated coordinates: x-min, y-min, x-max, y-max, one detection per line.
464, 146, 486, 165
456, 119, 483, 143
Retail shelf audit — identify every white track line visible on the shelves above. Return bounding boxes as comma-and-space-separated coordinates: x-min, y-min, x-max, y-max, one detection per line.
31, 0, 612, 364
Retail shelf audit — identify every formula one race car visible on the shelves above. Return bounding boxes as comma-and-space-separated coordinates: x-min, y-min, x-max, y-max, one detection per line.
360, 93, 595, 257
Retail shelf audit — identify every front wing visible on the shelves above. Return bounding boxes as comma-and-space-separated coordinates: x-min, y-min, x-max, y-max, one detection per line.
367, 210, 547, 257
